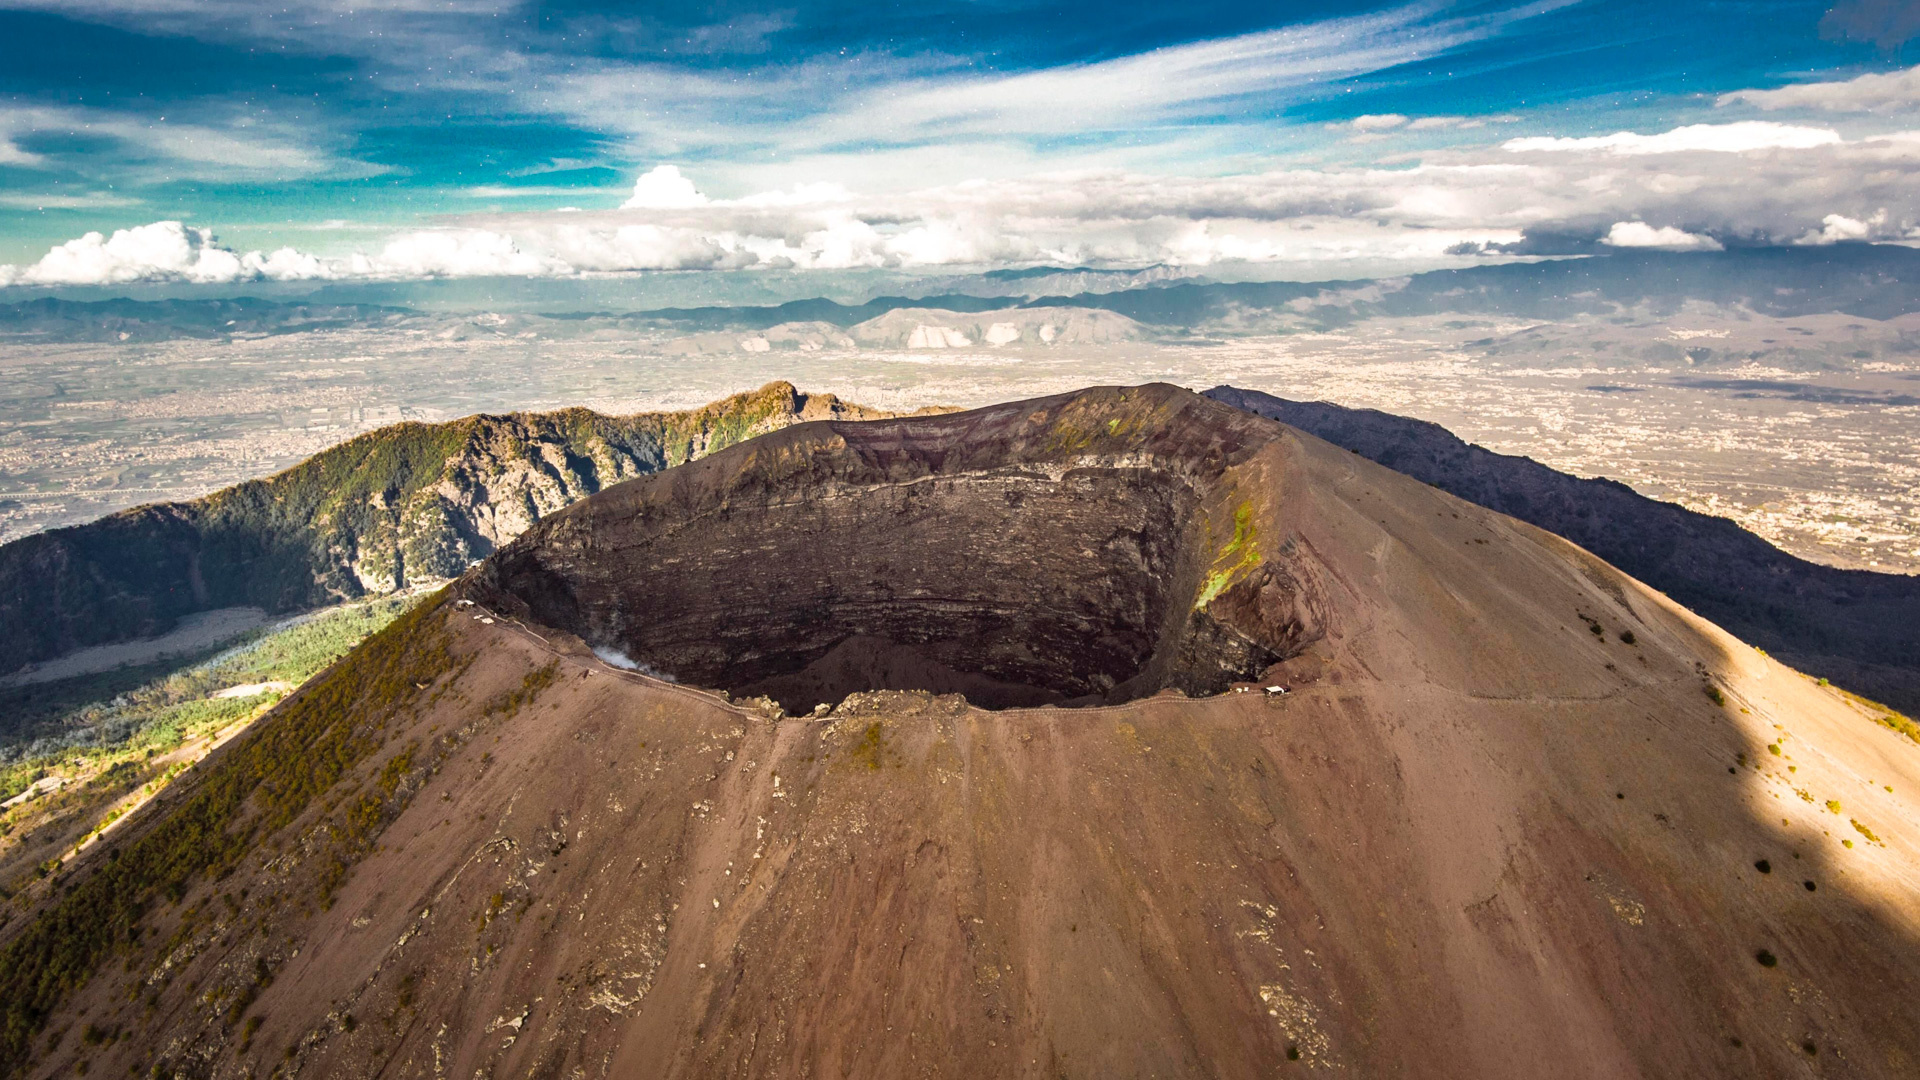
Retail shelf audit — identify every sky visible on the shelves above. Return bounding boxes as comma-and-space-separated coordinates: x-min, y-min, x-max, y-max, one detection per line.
1, 0, 1919, 287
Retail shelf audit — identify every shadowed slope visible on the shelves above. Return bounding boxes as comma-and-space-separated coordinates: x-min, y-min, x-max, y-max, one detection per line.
3, 386, 1917, 1080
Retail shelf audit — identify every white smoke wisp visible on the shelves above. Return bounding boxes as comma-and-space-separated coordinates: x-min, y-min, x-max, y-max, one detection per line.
591, 646, 676, 682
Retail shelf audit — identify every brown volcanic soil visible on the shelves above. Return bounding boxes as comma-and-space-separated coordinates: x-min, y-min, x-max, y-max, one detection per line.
6, 385, 1920, 1080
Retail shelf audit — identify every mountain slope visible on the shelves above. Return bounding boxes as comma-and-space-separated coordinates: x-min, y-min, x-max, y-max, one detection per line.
0, 383, 898, 673
1204, 385, 1920, 714
4, 386, 1917, 1079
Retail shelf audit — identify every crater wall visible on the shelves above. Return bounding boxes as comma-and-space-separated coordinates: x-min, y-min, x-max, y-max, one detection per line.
480, 385, 1328, 710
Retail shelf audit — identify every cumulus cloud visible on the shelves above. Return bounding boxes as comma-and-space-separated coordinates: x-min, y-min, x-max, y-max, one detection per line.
621, 165, 711, 209
348, 229, 570, 278
0, 221, 570, 286
1503, 121, 1842, 155
1600, 222, 1724, 251
1793, 210, 1886, 245
0, 222, 331, 287
1718, 64, 1920, 114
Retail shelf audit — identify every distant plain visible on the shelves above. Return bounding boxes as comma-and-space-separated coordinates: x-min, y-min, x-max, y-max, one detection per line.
3, 308, 1915, 572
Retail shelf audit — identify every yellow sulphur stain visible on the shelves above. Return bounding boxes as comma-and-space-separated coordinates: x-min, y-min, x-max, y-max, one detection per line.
1197, 501, 1261, 608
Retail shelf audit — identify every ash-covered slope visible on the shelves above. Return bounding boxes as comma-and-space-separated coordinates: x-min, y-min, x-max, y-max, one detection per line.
5, 386, 1919, 1080
0, 382, 893, 674
1205, 385, 1920, 714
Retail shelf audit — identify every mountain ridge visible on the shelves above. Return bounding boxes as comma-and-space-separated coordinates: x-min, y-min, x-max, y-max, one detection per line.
0, 383, 910, 673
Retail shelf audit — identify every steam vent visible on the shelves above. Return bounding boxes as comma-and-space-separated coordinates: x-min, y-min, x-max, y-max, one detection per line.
9, 385, 1920, 1080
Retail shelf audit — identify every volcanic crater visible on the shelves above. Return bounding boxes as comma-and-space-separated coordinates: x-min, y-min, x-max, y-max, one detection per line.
9, 383, 1920, 1080
479, 384, 1329, 711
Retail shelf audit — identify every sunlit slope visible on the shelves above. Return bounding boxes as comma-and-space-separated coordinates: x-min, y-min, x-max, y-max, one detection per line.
2, 387, 1916, 1079
1207, 384, 1920, 715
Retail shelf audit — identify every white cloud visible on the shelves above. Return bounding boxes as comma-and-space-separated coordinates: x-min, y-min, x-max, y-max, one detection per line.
1503, 121, 1842, 155
551, 0, 1575, 168
0, 191, 142, 211
0, 221, 571, 286
1793, 210, 1884, 245
621, 165, 711, 209
1350, 114, 1409, 131
347, 229, 571, 278
0, 137, 43, 167
0, 103, 380, 182
11, 122, 1920, 285
0, 222, 296, 286
1600, 221, 1724, 251
1719, 64, 1920, 115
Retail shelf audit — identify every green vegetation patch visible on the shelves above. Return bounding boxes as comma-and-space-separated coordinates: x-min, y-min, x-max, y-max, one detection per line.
1, 597, 415, 806
1875, 710, 1920, 744
849, 722, 889, 771
0, 595, 456, 1076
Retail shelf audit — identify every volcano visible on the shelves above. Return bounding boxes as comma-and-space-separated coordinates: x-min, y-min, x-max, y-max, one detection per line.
4, 384, 1918, 1080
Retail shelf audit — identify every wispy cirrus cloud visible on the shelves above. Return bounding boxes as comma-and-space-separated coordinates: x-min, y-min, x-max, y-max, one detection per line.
0, 103, 384, 183
1718, 63, 1920, 114
546, 0, 1579, 172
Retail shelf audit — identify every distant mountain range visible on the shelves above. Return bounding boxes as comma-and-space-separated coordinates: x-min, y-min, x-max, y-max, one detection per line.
7, 245, 1920, 343
628, 244, 1920, 331
1061, 244, 1920, 327
0, 384, 902, 673
1206, 386, 1920, 713
0, 296, 418, 343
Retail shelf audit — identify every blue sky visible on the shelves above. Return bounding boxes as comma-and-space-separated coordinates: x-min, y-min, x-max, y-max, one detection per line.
2, 0, 1918, 283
